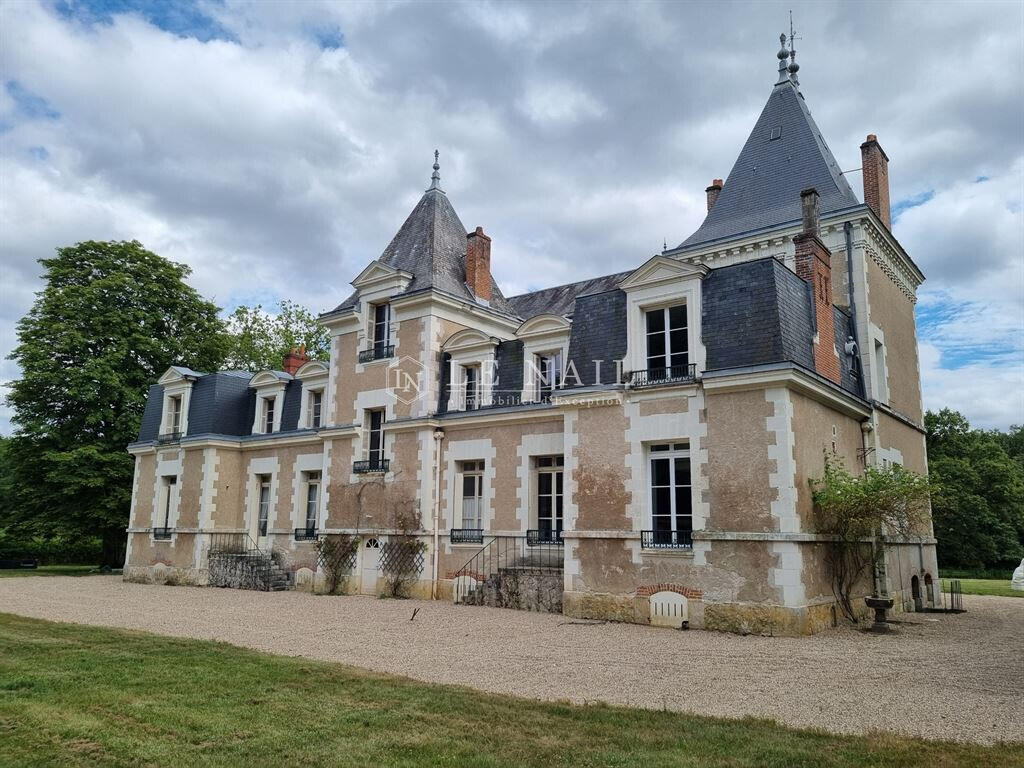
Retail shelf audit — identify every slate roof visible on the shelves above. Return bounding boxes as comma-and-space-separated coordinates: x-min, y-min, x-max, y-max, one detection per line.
676, 78, 859, 251
330, 186, 514, 315
506, 271, 632, 319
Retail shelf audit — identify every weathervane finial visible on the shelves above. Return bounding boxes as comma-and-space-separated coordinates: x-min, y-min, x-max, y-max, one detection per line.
787, 11, 801, 85
429, 149, 442, 190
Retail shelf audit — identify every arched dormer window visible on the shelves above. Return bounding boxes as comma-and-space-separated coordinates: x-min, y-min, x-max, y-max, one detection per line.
249, 370, 291, 435
441, 329, 500, 412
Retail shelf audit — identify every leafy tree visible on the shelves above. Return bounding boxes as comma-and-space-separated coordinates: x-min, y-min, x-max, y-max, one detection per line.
926, 409, 1024, 571
4, 241, 229, 565
810, 456, 933, 622
223, 300, 329, 371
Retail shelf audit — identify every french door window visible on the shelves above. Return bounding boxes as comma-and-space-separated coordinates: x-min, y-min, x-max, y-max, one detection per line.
372, 303, 391, 353
648, 442, 692, 547
464, 365, 480, 411
645, 305, 688, 378
365, 409, 385, 467
169, 396, 182, 432
263, 397, 275, 433
257, 475, 272, 537
536, 456, 564, 538
534, 352, 562, 401
310, 390, 323, 428
304, 472, 320, 530
460, 461, 484, 530
162, 476, 177, 528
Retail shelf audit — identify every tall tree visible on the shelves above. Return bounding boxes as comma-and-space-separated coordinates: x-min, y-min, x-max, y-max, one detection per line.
4, 241, 228, 565
223, 300, 330, 371
926, 409, 1024, 571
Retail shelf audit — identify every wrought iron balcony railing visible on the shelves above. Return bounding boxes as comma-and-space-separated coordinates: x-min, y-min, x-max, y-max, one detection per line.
152, 527, 173, 541
157, 431, 182, 444
627, 363, 697, 389
450, 528, 484, 544
294, 527, 318, 541
358, 343, 395, 363
353, 458, 390, 474
641, 529, 693, 549
526, 528, 564, 546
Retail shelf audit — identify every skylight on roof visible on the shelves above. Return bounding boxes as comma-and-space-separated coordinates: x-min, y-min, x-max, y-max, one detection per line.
769, 127, 782, 141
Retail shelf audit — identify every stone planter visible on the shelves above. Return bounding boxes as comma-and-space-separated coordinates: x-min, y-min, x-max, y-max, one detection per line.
865, 595, 895, 633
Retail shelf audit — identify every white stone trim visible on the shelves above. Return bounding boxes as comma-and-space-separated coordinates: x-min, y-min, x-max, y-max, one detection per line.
765, 387, 799, 533
351, 388, 395, 482
521, 336, 570, 404
291, 452, 326, 529
151, 449, 183, 542
444, 438, 496, 532
251, 383, 286, 435
770, 540, 806, 607
194, 447, 219, 568
244, 456, 280, 542
562, 409, 580, 592
515, 432, 564, 532
622, 272, 706, 377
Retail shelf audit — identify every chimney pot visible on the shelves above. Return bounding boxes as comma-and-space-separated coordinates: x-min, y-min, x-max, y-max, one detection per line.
466, 227, 492, 303
705, 179, 724, 212
860, 134, 891, 229
282, 345, 309, 376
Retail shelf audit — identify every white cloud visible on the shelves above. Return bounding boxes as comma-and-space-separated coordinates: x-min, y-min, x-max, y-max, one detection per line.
0, 0, 1022, 432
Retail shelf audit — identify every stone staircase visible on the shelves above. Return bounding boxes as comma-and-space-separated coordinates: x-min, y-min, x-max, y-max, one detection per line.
207, 533, 293, 592
454, 534, 564, 614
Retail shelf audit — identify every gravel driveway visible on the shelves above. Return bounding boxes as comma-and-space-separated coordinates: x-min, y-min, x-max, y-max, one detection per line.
1, 576, 1021, 744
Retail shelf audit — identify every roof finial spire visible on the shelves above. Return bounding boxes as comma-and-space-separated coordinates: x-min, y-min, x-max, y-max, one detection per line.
428, 149, 442, 190
787, 11, 801, 85
776, 32, 790, 84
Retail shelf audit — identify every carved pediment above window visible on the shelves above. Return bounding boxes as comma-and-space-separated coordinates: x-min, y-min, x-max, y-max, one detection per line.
350, 260, 414, 295
248, 370, 292, 389
515, 313, 572, 342
618, 255, 709, 292
293, 360, 329, 380
157, 366, 202, 386
442, 328, 500, 354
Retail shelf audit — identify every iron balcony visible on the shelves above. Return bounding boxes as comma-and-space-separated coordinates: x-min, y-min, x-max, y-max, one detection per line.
627, 363, 697, 389
152, 527, 173, 541
450, 528, 484, 544
357, 343, 395, 363
641, 529, 693, 549
294, 527, 318, 541
352, 458, 390, 474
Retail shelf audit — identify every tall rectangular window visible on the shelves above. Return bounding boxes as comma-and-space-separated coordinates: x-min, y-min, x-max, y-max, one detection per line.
372, 303, 391, 353
169, 396, 182, 432
304, 471, 320, 531
263, 397, 275, 433
365, 409, 385, 467
460, 460, 484, 530
162, 476, 177, 529
257, 475, 271, 537
310, 390, 323, 428
645, 305, 688, 377
536, 456, 564, 538
463, 365, 480, 411
534, 351, 562, 401
648, 442, 692, 547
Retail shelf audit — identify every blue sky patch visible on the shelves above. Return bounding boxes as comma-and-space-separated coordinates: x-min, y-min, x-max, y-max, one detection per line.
54, 0, 236, 43
891, 189, 934, 222
5, 81, 60, 120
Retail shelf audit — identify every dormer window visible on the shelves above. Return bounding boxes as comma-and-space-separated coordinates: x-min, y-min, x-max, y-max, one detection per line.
441, 329, 499, 412
293, 359, 329, 430
157, 367, 198, 439
262, 397, 276, 433
645, 304, 689, 380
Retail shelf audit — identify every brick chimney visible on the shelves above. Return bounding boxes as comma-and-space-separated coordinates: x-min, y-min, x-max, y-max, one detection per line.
282, 345, 308, 375
706, 179, 724, 212
860, 134, 891, 229
793, 189, 840, 385
466, 226, 492, 303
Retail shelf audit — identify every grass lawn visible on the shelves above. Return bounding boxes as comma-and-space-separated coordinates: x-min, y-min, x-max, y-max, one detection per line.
0, 614, 1021, 768
952, 578, 1024, 598
0, 565, 102, 579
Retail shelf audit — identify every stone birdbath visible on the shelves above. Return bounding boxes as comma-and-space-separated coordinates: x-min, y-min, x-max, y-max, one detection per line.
864, 595, 894, 633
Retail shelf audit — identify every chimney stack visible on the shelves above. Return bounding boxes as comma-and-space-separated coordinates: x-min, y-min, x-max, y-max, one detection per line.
860, 134, 891, 229
466, 226, 492, 303
706, 179, 724, 212
793, 189, 840, 385
283, 345, 308, 376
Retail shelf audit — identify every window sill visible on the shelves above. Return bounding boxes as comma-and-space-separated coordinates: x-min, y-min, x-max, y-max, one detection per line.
638, 547, 695, 558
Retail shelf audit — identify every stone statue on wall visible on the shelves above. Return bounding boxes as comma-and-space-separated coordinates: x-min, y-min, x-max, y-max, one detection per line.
1012, 558, 1024, 592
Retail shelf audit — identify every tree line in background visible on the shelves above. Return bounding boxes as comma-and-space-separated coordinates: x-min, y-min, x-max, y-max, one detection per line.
0, 240, 1022, 573
0, 241, 329, 566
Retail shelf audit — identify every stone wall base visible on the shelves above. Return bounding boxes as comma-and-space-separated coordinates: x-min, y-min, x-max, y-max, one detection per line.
123, 564, 207, 587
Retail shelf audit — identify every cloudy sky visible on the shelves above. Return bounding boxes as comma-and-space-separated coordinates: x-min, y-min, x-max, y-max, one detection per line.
1, 0, 1022, 432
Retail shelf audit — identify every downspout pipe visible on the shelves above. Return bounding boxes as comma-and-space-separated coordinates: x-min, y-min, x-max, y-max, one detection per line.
431, 428, 445, 600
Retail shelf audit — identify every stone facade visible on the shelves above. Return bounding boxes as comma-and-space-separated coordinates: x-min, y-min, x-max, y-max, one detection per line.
125, 48, 938, 635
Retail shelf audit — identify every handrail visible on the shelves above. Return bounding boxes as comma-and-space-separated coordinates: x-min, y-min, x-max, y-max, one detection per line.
452, 535, 564, 604
626, 363, 697, 389
358, 343, 395, 363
